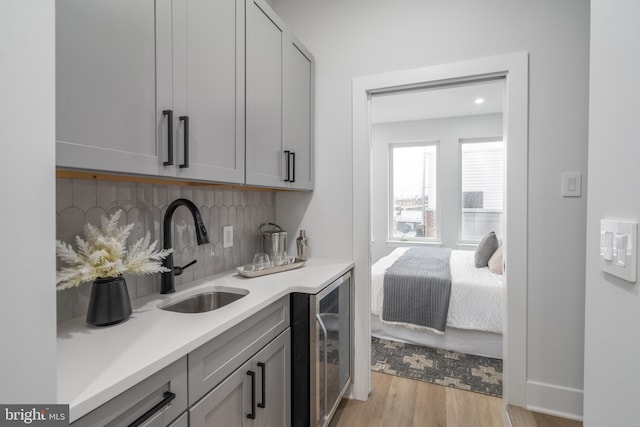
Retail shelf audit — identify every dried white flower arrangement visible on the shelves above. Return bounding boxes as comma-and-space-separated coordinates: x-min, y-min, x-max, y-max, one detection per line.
56, 210, 173, 290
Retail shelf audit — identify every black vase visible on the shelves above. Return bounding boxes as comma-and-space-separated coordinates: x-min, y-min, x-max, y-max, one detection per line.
86, 276, 133, 326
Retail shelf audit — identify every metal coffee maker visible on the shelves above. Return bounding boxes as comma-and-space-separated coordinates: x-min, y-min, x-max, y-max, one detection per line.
259, 223, 287, 260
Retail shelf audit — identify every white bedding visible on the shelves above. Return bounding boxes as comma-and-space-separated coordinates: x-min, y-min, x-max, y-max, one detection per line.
371, 247, 504, 334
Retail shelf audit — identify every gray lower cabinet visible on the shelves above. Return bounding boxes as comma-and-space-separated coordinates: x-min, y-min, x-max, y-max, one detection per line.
189, 329, 291, 426
187, 297, 289, 406
168, 412, 188, 427
72, 297, 290, 427
71, 357, 188, 427
188, 296, 290, 426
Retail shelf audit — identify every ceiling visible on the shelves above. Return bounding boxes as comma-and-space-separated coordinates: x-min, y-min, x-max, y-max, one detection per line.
371, 79, 504, 124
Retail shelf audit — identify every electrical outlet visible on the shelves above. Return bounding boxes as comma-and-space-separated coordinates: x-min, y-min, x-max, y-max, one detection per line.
223, 226, 233, 248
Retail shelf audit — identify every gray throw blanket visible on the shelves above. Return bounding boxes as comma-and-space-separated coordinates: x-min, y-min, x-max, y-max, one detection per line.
382, 247, 452, 334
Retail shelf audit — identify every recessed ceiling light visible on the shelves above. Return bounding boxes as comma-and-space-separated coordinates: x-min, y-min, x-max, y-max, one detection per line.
474, 98, 485, 104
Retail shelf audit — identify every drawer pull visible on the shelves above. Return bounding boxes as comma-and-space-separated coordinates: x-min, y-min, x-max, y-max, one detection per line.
247, 370, 256, 419
179, 115, 189, 169
128, 391, 176, 427
162, 110, 174, 166
290, 151, 296, 183
257, 362, 266, 408
284, 150, 291, 182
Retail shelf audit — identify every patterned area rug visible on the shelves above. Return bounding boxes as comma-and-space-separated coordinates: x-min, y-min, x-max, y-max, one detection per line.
370, 337, 503, 397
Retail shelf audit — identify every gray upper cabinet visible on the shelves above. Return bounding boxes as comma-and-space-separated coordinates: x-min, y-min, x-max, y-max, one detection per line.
245, 0, 286, 188
171, 0, 245, 183
284, 35, 315, 190
57, 0, 311, 189
57, 0, 245, 184
246, 0, 315, 190
56, 0, 167, 177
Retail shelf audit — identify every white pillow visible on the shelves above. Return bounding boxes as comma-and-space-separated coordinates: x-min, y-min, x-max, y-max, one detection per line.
488, 244, 503, 275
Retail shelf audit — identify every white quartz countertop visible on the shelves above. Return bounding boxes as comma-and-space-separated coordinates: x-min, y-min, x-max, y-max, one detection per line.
57, 257, 354, 422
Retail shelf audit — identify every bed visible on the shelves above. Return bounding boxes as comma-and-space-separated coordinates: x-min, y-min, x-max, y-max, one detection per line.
371, 247, 504, 359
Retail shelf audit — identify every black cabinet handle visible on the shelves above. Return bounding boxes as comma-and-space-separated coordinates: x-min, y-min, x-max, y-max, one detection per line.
128, 391, 175, 427
257, 362, 266, 408
179, 115, 189, 169
290, 151, 296, 183
247, 371, 256, 419
284, 150, 291, 182
162, 110, 174, 166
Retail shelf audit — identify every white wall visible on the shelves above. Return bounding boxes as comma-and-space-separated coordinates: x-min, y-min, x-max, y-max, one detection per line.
273, 0, 589, 418
371, 114, 503, 262
0, 1, 57, 402
584, 1, 640, 425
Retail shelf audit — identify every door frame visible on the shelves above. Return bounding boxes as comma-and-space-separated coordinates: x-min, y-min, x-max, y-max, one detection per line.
351, 53, 529, 418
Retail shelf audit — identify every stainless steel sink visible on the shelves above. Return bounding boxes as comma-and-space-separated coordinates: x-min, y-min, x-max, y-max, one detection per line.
160, 289, 248, 313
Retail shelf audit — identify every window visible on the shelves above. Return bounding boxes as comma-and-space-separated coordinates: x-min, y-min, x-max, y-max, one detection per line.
460, 139, 504, 242
389, 143, 438, 241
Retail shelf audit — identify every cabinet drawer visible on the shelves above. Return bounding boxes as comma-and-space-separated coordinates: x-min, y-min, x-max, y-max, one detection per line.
188, 296, 289, 405
168, 411, 188, 427
72, 357, 188, 427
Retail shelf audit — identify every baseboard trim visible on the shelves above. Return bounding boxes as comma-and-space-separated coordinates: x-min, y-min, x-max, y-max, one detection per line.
526, 380, 583, 421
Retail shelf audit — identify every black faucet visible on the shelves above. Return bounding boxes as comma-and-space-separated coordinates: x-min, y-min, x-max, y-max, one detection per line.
161, 198, 210, 294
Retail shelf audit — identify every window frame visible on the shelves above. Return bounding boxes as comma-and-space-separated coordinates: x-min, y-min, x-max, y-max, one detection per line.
388, 140, 440, 244
457, 136, 504, 244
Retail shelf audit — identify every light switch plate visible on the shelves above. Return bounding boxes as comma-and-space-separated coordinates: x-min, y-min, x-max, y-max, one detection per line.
600, 219, 637, 282
562, 172, 582, 197
223, 226, 233, 248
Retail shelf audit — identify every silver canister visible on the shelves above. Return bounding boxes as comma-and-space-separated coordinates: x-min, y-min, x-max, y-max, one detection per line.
296, 229, 308, 260
259, 223, 287, 260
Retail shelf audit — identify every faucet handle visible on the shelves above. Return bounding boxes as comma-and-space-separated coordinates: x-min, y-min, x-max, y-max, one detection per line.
173, 259, 197, 276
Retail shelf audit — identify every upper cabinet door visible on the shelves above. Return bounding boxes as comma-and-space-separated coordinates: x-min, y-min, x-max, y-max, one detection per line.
245, 0, 287, 188
284, 36, 314, 191
171, 0, 245, 184
56, 0, 170, 176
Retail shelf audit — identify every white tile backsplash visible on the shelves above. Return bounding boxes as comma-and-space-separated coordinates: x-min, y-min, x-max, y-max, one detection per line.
97, 180, 118, 209
72, 179, 97, 211
56, 179, 73, 211
56, 178, 276, 322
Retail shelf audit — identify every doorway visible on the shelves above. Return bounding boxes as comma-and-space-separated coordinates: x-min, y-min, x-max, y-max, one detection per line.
351, 53, 529, 420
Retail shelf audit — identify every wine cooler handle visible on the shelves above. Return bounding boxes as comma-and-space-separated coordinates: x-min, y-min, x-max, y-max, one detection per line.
316, 313, 328, 420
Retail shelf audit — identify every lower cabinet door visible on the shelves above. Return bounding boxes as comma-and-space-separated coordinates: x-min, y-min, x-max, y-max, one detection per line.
253, 329, 291, 427
189, 328, 291, 427
189, 359, 253, 426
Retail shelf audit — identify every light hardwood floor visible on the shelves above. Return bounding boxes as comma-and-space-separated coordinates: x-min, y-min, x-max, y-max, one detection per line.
329, 372, 583, 427
507, 405, 583, 427
329, 371, 503, 427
